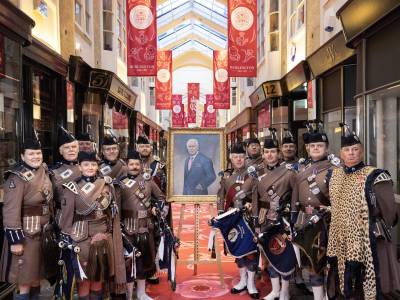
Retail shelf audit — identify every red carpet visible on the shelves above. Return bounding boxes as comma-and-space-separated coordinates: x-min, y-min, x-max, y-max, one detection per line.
146, 203, 272, 299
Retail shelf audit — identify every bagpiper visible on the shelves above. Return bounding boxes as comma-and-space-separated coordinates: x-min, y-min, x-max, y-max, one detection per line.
60, 151, 126, 300
217, 143, 259, 299
136, 135, 169, 285
76, 132, 95, 153
0, 133, 53, 300
50, 126, 81, 227
245, 138, 264, 171
252, 129, 297, 300
114, 150, 168, 300
326, 124, 400, 299
281, 129, 298, 165
291, 121, 340, 300
99, 135, 127, 179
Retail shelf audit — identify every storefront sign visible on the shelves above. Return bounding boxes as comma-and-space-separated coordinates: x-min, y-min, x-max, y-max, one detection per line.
228, 0, 257, 77
307, 32, 355, 77
187, 83, 199, 123
127, 0, 157, 76
284, 61, 309, 91
213, 50, 230, 109
0, 33, 4, 78
155, 50, 172, 109
203, 94, 217, 128
249, 85, 266, 107
110, 76, 136, 108
262, 81, 282, 98
172, 94, 185, 127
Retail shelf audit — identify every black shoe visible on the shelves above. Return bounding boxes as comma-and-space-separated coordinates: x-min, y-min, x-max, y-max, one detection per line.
249, 292, 259, 299
230, 286, 247, 294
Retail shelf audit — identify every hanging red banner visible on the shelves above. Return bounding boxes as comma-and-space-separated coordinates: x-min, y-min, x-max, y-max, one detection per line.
228, 0, 257, 77
127, 0, 157, 76
172, 94, 185, 127
112, 110, 129, 129
187, 83, 199, 123
155, 50, 172, 109
204, 94, 217, 128
213, 50, 230, 109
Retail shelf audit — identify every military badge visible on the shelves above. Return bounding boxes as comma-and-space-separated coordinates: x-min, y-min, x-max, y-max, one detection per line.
60, 169, 73, 179
81, 182, 95, 194
8, 179, 16, 189
22, 170, 34, 181
143, 172, 151, 180
124, 178, 136, 188
100, 165, 112, 175
7, 159, 16, 166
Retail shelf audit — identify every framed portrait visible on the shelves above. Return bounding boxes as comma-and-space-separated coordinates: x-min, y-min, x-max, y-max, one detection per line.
167, 128, 226, 203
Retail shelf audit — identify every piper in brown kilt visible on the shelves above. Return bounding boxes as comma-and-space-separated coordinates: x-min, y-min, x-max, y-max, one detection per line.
114, 149, 166, 300
0, 135, 53, 300
60, 151, 126, 300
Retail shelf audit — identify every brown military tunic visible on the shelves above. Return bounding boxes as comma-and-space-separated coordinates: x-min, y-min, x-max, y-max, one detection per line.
0, 163, 53, 284
217, 167, 253, 212
253, 163, 296, 231
99, 159, 127, 179
60, 176, 125, 287
50, 161, 80, 225
115, 173, 165, 279
327, 164, 400, 298
291, 158, 337, 215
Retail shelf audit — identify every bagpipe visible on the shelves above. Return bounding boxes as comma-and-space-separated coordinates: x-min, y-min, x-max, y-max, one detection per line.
152, 199, 180, 291
292, 206, 331, 274
52, 236, 86, 300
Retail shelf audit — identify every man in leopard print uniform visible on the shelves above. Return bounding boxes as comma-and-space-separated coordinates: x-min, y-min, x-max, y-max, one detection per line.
326, 124, 400, 299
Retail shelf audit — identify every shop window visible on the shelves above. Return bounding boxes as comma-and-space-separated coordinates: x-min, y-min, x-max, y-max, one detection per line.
366, 85, 400, 194
103, 0, 113, 51
293, 99, 307, 121
289, 0, 305, 37
269, 0, 279, 52
257, 0, 265, 62
104, 106, 129, 160
32, 70, 54, 163
0, 36, 21, 198
82, 93, 102, 149
117, 0, 127, 62
231, 88, 237, 106
323, 109, 341, 156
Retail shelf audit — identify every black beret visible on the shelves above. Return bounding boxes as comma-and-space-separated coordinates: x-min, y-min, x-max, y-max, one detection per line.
23, 139, 41, 151
340, 123, 361, 147
102, 135, 118, 146
76, 132, 93, 142
58, 126, 76, 147
230, 143, 246, 154
127, 149, 141, 160
78, 151, 98, 163
246, 138, 260, 146
137, 136, 150, 145
264, 138, 279, 149
302, 132, 310, 144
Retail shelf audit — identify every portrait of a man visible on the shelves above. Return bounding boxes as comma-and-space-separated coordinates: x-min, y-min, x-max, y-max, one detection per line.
169, 129, 223, 200
183, 138, 216, 195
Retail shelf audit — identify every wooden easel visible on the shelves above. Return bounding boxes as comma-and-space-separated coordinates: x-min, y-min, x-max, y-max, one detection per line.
176, 202, 225, 287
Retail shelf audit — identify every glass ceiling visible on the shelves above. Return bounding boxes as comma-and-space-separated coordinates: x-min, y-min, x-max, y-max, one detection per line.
157, 0, 227, 54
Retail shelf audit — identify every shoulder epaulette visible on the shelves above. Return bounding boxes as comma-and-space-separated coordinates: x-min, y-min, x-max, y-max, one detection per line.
374, 171, 392, 185
63, 181, 78, 194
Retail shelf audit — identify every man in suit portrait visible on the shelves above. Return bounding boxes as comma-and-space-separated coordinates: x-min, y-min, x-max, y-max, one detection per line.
183, 138, 216, 195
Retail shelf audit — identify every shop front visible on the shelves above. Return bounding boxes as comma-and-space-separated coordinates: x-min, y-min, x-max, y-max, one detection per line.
0, 1, 35, 297
282, 61, 311, 158
225, 107, 256, 153
307, 32, 356, 155
86, 68, 137, 159
22, 38, 68, 163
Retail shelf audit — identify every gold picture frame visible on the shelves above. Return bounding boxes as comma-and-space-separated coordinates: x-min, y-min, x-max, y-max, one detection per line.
167, 128, 226, 203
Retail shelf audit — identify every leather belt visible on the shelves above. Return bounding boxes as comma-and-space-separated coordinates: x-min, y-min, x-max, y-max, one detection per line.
22, 204, 49, 217
122, 209, 149, 219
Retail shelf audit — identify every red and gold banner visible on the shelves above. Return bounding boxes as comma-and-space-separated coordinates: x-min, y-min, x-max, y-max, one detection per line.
155, 50, 172, 109
187, 83, 199, 123
228, 0, 257, 77
203, 94, 217, 128
172, 94, 185, 127
127, 0, 157, 76
213, 50, 230, 109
